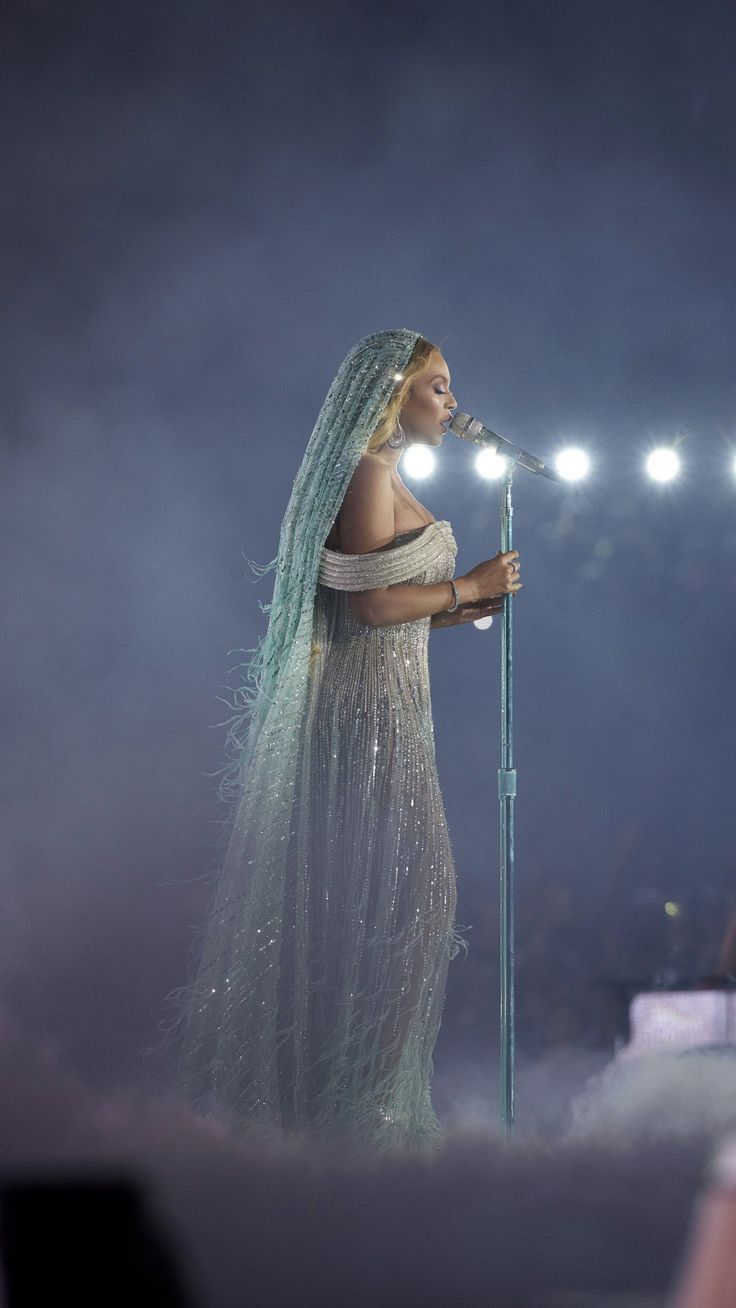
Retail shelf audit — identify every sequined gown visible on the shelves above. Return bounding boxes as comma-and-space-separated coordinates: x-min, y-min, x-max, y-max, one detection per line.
275, 518, 467, 1151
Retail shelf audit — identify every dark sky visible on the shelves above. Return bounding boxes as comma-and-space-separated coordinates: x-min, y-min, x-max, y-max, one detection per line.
2, 0, 736, 1093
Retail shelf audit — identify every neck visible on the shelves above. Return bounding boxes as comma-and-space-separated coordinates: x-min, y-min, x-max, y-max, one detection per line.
374, 441, 405, 474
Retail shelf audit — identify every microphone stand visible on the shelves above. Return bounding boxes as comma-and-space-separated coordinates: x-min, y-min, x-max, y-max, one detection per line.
499, 460, 520, 1124
448, 412, 560, 1130
499, 463, 516, 1129
497, 457, 559, 1128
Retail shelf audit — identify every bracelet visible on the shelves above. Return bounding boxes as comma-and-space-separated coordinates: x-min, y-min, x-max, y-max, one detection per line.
445, 579, 460, 613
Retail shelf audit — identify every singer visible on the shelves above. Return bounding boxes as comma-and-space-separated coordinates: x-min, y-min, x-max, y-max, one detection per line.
165, 329, 522, 1153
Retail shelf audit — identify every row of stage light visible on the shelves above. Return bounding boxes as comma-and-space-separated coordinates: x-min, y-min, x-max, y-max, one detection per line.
404, 443, 736, 483
400, 441, 733, 628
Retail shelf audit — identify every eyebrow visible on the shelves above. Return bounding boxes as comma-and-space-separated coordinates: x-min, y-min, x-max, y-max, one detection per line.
430, 373, 451, 384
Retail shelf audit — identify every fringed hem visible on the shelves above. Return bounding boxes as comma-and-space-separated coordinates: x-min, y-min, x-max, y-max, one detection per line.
225, 1098, 448, 1159
202, 550, 279, 809
448, 921, 472, 962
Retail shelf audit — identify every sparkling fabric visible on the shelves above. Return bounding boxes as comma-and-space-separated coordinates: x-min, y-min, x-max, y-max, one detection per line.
275, 519, 469, 1150
161, 329, 469, 1155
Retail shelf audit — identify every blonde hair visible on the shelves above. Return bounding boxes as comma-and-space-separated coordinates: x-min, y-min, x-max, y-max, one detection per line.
365, 335, 440, 453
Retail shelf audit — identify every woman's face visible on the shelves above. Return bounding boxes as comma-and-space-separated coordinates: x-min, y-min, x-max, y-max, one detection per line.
399, 350, 457, 448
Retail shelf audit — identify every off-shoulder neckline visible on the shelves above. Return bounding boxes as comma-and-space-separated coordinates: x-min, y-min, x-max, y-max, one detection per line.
321, 519, 451, 559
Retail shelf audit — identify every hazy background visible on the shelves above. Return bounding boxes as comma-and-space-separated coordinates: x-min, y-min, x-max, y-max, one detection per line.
2, 0, 736, 1110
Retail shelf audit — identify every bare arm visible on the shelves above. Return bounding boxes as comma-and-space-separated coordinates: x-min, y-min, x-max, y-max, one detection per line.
338, 456, 471, 626
361, 579, 466, 627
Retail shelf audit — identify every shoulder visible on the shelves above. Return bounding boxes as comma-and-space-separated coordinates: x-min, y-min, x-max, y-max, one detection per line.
341, 453, 393, 514
346, 452, 391, 490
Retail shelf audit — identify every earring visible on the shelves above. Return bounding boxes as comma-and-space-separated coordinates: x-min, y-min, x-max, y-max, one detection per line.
387, 418, 406, 449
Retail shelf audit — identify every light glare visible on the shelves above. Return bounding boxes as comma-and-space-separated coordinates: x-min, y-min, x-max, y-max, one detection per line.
475, 448, 509, 480
402, 444, 435, 479
555, 448, 591, 481
646, 448, 680, 482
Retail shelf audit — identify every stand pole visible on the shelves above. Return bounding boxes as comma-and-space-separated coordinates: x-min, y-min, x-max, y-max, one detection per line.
499, 464, 516, 1128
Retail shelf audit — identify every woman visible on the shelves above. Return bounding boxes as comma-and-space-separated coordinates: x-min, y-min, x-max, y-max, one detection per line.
165, 329, 522, 1153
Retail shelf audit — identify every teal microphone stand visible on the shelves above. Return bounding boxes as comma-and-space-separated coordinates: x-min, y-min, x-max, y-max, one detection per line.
499, 463, 517, 1129
448, 412, 561, 1131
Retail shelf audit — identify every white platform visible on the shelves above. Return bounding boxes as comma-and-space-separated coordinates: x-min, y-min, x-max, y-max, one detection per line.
619, 990, 736, 1058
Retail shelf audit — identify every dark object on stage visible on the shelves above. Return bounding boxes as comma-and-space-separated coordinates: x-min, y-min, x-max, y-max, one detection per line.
0, 1175, 192, 1307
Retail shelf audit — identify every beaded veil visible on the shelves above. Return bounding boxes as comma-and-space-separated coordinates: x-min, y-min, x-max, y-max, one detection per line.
163, 328, 438, 1140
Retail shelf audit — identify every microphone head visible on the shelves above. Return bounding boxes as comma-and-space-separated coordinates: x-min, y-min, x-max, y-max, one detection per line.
448, 412, 488, 443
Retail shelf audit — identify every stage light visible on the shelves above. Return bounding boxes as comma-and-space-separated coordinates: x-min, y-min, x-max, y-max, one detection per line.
473, 615, 495, 631
646, 447, 680, 482
402, 444, 435, 478
732, 452, 736, 479
554, 448, 591, 481
475, 448, 509, 480
664, 901, 681, 917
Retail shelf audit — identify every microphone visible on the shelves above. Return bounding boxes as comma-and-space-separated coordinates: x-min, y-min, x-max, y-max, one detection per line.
448, 412, 562, 483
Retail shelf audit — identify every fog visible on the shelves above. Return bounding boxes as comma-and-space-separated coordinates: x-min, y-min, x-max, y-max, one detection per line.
3, 1, 736, 1301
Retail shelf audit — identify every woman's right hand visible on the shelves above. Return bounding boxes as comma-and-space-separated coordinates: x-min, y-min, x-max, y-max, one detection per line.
459, 550, 522, 603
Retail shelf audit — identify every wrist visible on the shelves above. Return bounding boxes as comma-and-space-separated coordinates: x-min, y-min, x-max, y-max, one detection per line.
452, 576, 471, 605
